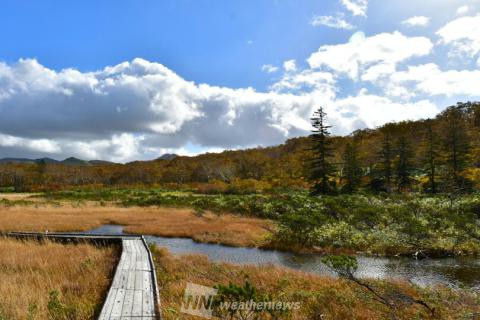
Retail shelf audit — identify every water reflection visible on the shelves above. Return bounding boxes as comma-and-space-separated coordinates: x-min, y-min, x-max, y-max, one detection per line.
85, 224, 480, 290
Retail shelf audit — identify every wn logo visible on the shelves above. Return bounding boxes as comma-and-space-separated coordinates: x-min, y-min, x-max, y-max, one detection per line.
180, 282, 218, 319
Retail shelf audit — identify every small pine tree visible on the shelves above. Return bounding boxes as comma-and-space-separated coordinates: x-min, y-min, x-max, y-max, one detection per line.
395, 136, 413, 191
342, 142, 362, 193
308, 107, 336, 195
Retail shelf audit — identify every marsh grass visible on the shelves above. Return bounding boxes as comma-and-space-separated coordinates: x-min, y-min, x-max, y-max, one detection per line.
0, 238, 118, 320
0, 204, 273, 247
5, 189, 480, 255
153, 247, 480, 320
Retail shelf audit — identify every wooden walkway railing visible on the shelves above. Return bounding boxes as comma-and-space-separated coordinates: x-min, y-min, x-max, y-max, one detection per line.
1, 232, 162, 320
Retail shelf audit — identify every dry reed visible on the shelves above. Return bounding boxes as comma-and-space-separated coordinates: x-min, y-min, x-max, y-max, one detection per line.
0, 238, 118, 320
0, 203, 273, 247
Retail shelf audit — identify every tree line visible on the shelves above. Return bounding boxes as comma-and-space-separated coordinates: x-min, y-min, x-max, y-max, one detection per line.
308, 102, 480, 195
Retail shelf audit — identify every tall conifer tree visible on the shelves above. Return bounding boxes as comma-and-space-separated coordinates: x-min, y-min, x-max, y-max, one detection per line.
309, 107, 335, 195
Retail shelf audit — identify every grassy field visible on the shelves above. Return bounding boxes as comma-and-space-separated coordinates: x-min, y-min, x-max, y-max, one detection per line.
0, 201, 273, 247
40, 188, 480, 256
153, 247, 480, 320
2, 188, 480, 256
0, 238, 118, 320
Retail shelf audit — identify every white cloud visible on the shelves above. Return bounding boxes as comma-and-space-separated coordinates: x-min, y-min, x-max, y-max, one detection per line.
283, 59, 297, 72
437, 15, 480, 58
271, 69, 336, 96
402, 16, 430, 27
0, 134, 60, 153
307, 31, 433, 79
0, 55, 445, 161
361, 63, 396, 82
332, 92, 438, 133
457, 5, 470, 15
311, 14, 354, 29
340, 0, 368, 17
0, 58, 321, 161
261, 64, 279, 73
390, 63, 480, 97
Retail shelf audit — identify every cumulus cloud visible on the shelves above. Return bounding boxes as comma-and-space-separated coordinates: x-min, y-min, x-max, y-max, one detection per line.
311, 14, 354, 29
261, 64, 279, 73
0, 54, 446, 161
457, 5, 470, 15
307, 31, 433, 79
271, 70, 336, 95
437, 15, 480, 59
0, 58, 323, 161
332, 92, 438, 133
283, 59, 297, 72
402, 16, 430, 27
340, 0, 368, 17
390, 63, 480, 97
0, 133, 60, 154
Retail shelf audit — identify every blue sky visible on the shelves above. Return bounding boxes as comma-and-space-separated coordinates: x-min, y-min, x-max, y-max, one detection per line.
0, 0, 479, 161
0, 0, 347, 89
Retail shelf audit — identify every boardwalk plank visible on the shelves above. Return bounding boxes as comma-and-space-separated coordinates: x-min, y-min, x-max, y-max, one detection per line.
98, 288, 117, 320
143, 290, 155, 316
110, 289, 126, 317
121, 289, 134, 317
132, 290, 143, 317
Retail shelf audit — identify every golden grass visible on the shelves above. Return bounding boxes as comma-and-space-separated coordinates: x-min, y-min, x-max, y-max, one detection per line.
0, 238, 118, 320
153, 247, 480, 320
0, 203, 274, 247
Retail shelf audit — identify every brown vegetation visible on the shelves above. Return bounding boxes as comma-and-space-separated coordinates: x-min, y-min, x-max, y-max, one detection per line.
153, 247, 480, 320
0, 238, 118, 319
0, 203, 274, 247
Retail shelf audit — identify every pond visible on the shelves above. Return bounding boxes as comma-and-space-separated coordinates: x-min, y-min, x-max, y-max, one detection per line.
86, 224, 480, 290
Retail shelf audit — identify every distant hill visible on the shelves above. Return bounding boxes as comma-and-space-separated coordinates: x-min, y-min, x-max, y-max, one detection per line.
36, 157, 59, 164
157, 153, 179, 161
0, 157, 116, 166
61, 157, 90, 166
0, 158, 38, 164
88, 160, 116, 166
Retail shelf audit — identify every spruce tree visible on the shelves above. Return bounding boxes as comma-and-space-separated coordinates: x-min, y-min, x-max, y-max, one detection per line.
342, 142, 362, 193
309, 107, 335, 195
379, 133, 393, 192
395, 136, 413, 191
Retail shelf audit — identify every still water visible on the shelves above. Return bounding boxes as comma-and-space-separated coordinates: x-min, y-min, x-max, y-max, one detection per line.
86, 224, 480, 290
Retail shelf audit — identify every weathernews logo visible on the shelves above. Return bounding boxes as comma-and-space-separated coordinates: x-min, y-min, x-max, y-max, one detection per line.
180, 282, 301, 319
180, 283, 218, 319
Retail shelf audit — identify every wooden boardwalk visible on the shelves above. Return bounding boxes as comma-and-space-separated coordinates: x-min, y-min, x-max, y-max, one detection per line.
2, 232, 161, 320
99, 238, 158, 319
